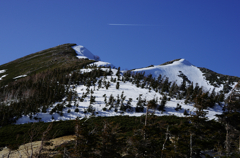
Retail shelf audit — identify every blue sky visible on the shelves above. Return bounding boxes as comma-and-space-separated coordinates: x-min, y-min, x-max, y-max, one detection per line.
0, 0, 240, 77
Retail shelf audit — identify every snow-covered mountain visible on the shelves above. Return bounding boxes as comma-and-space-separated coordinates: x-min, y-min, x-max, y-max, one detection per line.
2, 44, 240, 158
0, 44, 239, 125
76, 45, 237, 93
132, 59, 235, 93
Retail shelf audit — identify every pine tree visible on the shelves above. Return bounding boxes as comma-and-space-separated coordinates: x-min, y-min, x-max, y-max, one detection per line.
136, 94, 144, 112
126, 98, 133, 111
90, 95, 95, 104
98, 79, 102, 89
161, 77, 170, 92
106, 81, 110, 90
75, 118, 98, 157
116, 67, 121, 80
97, 120, 121, 157
115, 94, 120, 109
159, 95, 167, 111
116, 82, 120, 89
216, 81, 240, 154
147, 98, 158, 110
225, 81, 240, 112
120, 92, 126, 111
186, 82, 194, 98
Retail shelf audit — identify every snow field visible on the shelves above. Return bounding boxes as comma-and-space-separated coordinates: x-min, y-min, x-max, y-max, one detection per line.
16, 67, 223, 124
133, 59, 225, 92
89, 61, 114, 68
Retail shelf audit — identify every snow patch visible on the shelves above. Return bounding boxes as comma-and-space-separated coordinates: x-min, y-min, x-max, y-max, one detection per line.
0, 74, 7, 80
80, 68, 118, 75
0, 70, 6, 74
72, 44, 114, 68
72, 45, 99, 61
89, 61, 114, 67
13, 75, 27, 79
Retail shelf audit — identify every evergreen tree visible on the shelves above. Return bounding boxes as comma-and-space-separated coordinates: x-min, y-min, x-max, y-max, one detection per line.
98, 78, 102, 89
75, 118, 98, 157
186, 82, 194, 98
159, 95, 167, 111
136, 94, 144, 112
106, 81, 110, 90
161, 77, 170, 92
116, 82, 120, 89
97, 120, 121, 157
147, 98, 158, 110
225, 81, 240, 112
125, 98, 133, 111
116, 67, 121, 80
115, 94, 120, 109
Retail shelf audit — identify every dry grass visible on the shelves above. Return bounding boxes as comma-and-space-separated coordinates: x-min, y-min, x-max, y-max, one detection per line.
0, 135, 75, 158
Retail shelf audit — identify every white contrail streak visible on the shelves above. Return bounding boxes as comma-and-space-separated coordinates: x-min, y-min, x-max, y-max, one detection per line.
108, 24, 163, 26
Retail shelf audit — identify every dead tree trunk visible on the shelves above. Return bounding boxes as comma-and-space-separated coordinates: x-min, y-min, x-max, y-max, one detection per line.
161, 125, 170, 158
226, 123, 230, 155
75, 123, 79, 148
145, 106, 148, 127
190, 133, 192, 158
144, 106, 149, 140
36, 123, 52, 158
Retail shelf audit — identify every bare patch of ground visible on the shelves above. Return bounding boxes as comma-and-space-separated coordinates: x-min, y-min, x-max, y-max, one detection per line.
0, 135, 75, 158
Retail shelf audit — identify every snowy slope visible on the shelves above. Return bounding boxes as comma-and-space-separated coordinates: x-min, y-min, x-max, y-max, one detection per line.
2, 44, 239, 126
16, 67, 223, 124
11, 46, 236, 124
89, 61, 114, 67
72, 45, 98, 60
133, 59, 226, 92
72, 45, 114, 68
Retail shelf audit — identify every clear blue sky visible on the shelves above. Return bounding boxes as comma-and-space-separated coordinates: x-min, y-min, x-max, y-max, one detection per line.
0, 0, 239, 77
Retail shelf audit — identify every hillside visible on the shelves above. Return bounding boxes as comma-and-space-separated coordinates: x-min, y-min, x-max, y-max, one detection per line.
0, 43, 240, 125
0, 43, 84, 86
1, 43, 240, 157
133, 58, 239, 93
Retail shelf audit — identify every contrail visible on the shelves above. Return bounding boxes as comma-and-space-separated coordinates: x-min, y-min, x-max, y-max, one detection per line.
108, 24, 163, 26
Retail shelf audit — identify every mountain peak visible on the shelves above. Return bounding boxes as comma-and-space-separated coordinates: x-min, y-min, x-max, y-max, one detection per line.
174, 59, 192, 66
160, 58, 192, 66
